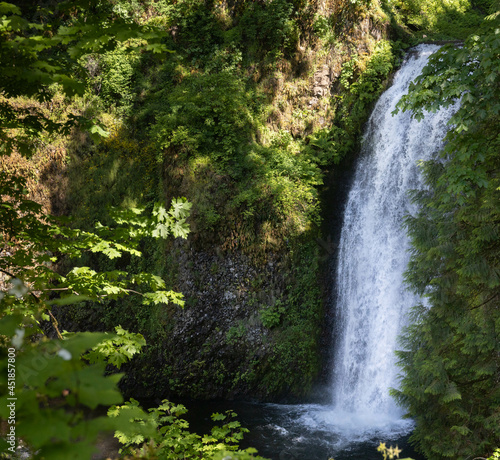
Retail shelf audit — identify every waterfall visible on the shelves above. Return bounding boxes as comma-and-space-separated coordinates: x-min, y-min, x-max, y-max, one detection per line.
224, 45, 460, 460
331, 44, 458, 425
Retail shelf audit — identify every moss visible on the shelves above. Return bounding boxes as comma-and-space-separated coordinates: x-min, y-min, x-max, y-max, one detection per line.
256, 239, 323, 397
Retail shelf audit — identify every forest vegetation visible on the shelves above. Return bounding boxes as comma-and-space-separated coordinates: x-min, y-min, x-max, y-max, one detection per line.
0, 0, 498, 459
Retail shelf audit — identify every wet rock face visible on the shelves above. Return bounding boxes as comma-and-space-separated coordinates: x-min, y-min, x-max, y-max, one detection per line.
123, 242, 289, 401
171, 247, 286, 397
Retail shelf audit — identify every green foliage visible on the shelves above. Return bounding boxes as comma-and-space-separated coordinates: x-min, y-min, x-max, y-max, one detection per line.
156, 0, 225, 66
0, 167, 192, 454
488, 448, 500, 460
135, 51, 325, 251
260, 300, 285, 329
312, 13, 333, 40
84, 325, 147, 369
226, 322, 247, 345
387, 0, 496, 39
0, 0, 169, 156
0, 166, 267, 457
1, 35, 192, 449
350, 41, 394, 98
0, 320, 155, 459
392, 13, 500, 460
1, 172, 191, 310
235, 0, 299, 59
108, 399, 265, 459
152, 71, 257, 169
340, 55, 360, 90
85, 43, 142, 116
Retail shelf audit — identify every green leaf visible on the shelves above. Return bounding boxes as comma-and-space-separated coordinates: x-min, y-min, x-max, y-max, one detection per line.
46, 295, 91, 306
60, 332, 109, 357
142, 290, 184, 307
0, 314, 24, 336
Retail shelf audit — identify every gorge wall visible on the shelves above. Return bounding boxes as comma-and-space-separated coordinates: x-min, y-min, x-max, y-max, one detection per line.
54, 0, 395, 401
113, 0, 396, 400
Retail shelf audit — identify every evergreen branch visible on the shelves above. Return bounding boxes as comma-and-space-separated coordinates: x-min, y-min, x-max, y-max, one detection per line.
470, 293, 499, 311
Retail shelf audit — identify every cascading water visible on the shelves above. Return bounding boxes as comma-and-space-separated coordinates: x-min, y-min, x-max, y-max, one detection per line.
187, 45, 459, 460
330, 43, 458, 427
271, 45, 461, 448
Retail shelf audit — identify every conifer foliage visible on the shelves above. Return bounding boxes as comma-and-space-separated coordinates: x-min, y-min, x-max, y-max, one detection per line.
392, 12, 500, 460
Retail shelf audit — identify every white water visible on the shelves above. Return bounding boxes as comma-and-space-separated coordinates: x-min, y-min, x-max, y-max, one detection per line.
330, 44, 458, 427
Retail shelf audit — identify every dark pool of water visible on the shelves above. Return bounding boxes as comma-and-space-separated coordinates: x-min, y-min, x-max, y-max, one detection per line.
180, 400, 426, 460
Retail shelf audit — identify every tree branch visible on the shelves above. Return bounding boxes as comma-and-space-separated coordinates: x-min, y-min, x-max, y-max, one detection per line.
470, 293, 499, 311
0, 267, 63, 339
